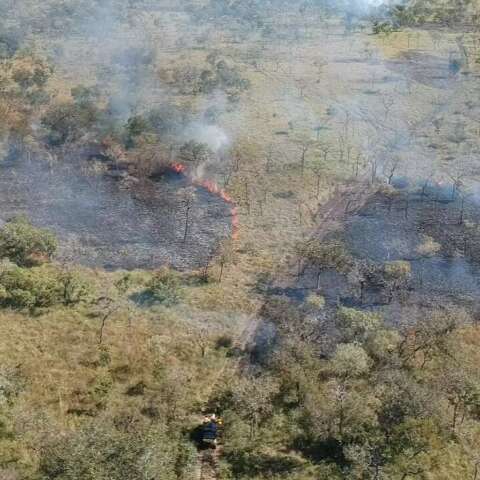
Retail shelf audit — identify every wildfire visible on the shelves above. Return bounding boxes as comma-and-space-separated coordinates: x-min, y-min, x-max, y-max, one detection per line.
169, 163, 239, 240
170, 162, 187, 174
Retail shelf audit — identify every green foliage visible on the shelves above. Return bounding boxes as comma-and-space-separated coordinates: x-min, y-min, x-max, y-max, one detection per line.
305, 293, 325, 310
389, 5, 418, 26
179, 140, 213, 165
365, 328, 401, 362
145, 268, 183, 306
171, 55, 250, 97
199, 59, 251, 95
3, 53, 52, 106
383, 260, 411, 280
146, 103, 187, 137
0, 264, 92, 310
336, 307, 382, 343
0, 216, 57, 267
330, 343, 371, 378
125, 115, 149, 147
41, 86, 103, 145
0, 265, 63, 309
58, 269, 93, 306
0, 366, 24, 406
372, 21, 396, 35
71, 85, 100, 106
296, 240, 351, 272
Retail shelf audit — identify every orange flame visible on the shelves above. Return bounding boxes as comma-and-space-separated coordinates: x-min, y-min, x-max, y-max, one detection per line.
170, 162, 187, 174
169, 163, 239, 240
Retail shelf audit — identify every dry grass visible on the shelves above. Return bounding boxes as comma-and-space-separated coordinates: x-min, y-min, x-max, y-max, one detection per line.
3, 11, 480, 476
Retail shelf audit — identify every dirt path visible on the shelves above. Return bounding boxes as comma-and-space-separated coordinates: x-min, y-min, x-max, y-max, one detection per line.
197, 448, 221, 480
194, 314, 261, 480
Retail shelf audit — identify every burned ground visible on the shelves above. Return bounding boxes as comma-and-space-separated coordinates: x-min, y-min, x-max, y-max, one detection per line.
0, 156, 233, 270
269, 181, 480, 332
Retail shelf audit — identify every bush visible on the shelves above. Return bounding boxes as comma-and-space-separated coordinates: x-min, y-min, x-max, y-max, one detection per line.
330, 343, 371, 378
372, 21, 395, 35
336, 307, 382, 343
0, 265, 62, 309
58, 269, 94, 306
383, 260, 411, 281
0, 265, 93, 310
216, 334, 233, 349
305, 293, 326, 310
42, 97, 101, 146
0, 216, 57, 267
296, 240, 351, 273
145, 268, 182, 306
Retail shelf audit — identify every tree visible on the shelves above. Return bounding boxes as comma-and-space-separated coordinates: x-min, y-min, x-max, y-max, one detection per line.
217, 239, 235, 282
330, 343, 371, 378
0, 216, 57, 267
42, 98, 100, 146
296, 240, 351, 289
383, 156, 402, 185
177, 187, 196, 243
124, 115, 149, 147
295, 137, 315, 176
336, 307, 382, 343
178, 141, 212, 166
383, 260, 411, 303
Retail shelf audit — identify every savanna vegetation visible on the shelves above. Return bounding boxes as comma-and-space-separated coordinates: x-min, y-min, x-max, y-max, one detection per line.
1, 0, 480, 479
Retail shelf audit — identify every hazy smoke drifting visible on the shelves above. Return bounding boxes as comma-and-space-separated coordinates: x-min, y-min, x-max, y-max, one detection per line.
185, 123, 230, 153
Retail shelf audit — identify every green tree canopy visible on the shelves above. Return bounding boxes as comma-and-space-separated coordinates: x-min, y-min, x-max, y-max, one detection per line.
0, 216, 57, 267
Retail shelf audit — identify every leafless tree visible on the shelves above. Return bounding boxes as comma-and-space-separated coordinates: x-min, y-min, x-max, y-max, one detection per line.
381, 94, 395, 120
95, 296, 125, 345
177, 187, 196, 243
383, 156, 402, 184
217, 239, 235, 282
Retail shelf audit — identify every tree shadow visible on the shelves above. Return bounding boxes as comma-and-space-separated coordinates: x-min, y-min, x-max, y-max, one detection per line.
292, 436, 347, 466
129, 290, 156, 307
225, 451, 304, 477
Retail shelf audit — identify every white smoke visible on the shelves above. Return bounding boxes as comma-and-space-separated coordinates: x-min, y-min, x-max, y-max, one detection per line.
185, 123, 230, 153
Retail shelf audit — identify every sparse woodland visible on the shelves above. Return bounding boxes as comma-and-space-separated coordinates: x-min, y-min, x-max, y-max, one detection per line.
1, 0, 480, 479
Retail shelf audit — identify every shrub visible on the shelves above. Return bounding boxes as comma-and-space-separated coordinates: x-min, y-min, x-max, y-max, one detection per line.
305, 293, 326, 310
336, 307, 382, 343
372, 21, 395, 35
0, 216, 57, 267
416, 235, 441, 257
0, 265, 62, 309
330, 343, 371, 378
383, 260, 411, 280
42, 98, 101, 146
0, 265, 93, 310
296, 240, 351, 273
58, 269, 94, 306
216, 334, 233, 349
145, 268, 182, 306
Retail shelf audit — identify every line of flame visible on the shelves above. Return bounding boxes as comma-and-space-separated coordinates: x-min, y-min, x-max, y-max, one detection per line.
169, 163, 239, 240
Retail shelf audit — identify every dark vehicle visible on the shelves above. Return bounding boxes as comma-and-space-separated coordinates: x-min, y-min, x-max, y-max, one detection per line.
201, 419, 218, 449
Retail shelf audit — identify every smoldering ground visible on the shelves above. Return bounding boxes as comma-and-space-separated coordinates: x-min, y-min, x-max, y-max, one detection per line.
0, 154, 234, 270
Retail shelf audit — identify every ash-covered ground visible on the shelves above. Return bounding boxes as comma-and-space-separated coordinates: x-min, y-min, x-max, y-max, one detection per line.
343, 181, 480, 300
0, 157, 233, 270
269, 180, 480, 332
299, 182, 480, 308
